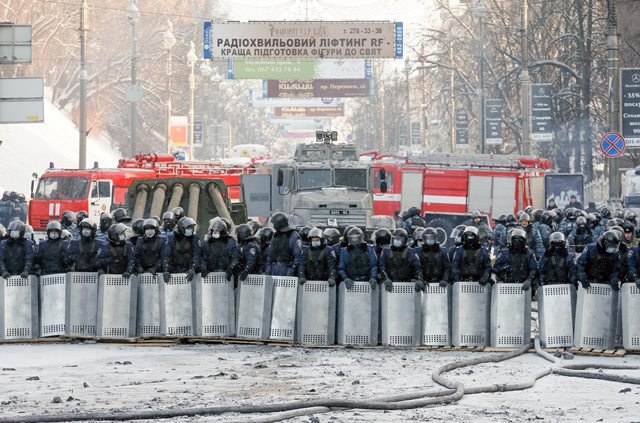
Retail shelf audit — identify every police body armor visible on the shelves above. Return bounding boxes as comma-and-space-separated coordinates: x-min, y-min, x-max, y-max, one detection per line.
419, 247, 445, 283
240, 241, 262, 274
107, 244, 128, 274
573, 230, 592, 253
504, 252, 529, 283
586, 250, 619, 283
38, 239, 67, 275
74, 239, 99, 272
304, 248, 330, 280
346, 247, 370, 281
205, 239, 232, 271
460, 248, 483, 280
386, 249, 412, 281
3, 240, 27, 274
271, 232, 294, 264
544, 254, 569, 284
138, 238, 163, 270
170, 236, 194, 272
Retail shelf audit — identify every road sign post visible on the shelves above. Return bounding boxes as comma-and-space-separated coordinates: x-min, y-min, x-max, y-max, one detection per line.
599, 132, 626, 158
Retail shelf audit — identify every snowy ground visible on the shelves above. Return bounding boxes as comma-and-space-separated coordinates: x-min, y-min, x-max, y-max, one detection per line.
0, 343, 639, 423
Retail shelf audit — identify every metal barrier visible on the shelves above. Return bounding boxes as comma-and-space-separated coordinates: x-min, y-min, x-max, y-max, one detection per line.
270, 276, 298, 341
452, 282, 491, 347
490, 283, 531, 348
421, 283, 451, 346
137, 273, 161, 337
236, 275, 273, 340
159, 273, 195, 336
1, 275, 38, 339
621, 283, 640, 351
66, 272, 99, 337
337, 281, 379, 346
538, 284, 576, 348
380, 282, 421, 346
574, 283, 618, 349
39, 273, 67, 337
194, 272, 235, 337
295, 280, 336, 345
97, 274, 138, 338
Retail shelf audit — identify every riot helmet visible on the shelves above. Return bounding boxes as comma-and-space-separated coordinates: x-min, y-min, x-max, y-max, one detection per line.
235, 223, 254, 242
391, 228, 408, 249
132, 218, 145, 236
112, 208, 131, 223
258, 227, 275, 247
407, 206, 421, 218
599, 230, 621, 254
347, 227, 365, 247
171, 207, 185, 222
549, 232, 566, 251
176, 217, 196, 237
270, 212, 292, 233
107, 223, 128, 244
46, 220, 62, 240
298, 225, 314, 244
586, 213, 598, 229
24, 224, 34, 241
508, 228, 527, 250
565, 208, 576, 221
220, 218, 233, 234
624, 210, 637, 225
450, 225, 466, 246
423, 227, 438, 247
142, 218, 160, 238
541, 211, 553, 226
99, 212, 114, 231
505, 214, 517, 227
308, 227, 324, 249
600, 207, 612, 219
373, 228, 391, 247
61, 229, 72, 241
78, 218, 97, 238
614, 209, 625, 220
247, 220, 262, 235
76, 210, 89, 224
519, 213, 531, 226
60, 211, 75, 228
208, 219, 228, 239
471, 210, 482, 223
323, 227, 341, 246
532, 209, 543, 223
412, 227, 425, 246
576, 216, 587, 229
162, 211, 176, 232
462, 226, 479, 247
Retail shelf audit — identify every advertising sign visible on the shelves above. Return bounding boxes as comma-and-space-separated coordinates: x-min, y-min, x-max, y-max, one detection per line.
484, 99, 503, 145
228, 58, 371, 80
621, 69, 640, 147
193, 119, 203, 147
249, 89, 341, 108
531, 83, 553, 141
265, 79, 370, 98
455, 111, 469, 149
204, 21, 403, 59
274, 105, 344, 118
169, 116, 188, 147
0, 77, 43, 123
410, 122, 421, 145
544, 174, 584, 209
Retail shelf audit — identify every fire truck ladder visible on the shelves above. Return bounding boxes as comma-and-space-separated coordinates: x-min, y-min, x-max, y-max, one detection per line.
406, 152, 544, 170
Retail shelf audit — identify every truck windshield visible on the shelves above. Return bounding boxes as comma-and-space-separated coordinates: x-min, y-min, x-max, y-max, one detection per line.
334, 168, 368, 189
297, 168, 331, 189
35, 176, 90, 200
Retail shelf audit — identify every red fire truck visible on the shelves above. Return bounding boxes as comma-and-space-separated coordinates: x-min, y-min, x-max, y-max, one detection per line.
364, 151, 552, 236
28, 154, 257, 231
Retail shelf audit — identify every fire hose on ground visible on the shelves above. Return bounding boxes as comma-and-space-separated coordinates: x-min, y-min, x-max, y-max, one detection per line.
2, 324, 639, 422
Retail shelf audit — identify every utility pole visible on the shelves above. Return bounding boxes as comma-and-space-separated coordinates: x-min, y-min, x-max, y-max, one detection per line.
520, 0, 531, 155
472, 1, 489, 154
78, 0, 88, 169
607, 0, 620, 200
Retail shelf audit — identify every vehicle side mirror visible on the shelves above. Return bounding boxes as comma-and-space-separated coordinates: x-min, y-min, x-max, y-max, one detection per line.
277, 169, 284, 187
380, 181, 388, 194
30, 180, 35, 198
379, 168, 386, 181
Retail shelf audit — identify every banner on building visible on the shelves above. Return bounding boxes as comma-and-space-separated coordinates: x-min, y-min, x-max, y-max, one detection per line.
484, 99, 503, 145
265, 79, 370, 98
228, 58, 371, 80
531, 83, 553, 142
455, 111, 469, 149
274, 105, 344, 118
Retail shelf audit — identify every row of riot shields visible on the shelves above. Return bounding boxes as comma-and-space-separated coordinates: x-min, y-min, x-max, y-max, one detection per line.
1, 274, 639, 350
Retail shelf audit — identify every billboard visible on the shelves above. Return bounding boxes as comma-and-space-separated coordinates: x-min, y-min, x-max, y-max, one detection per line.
531, 83, 553, 141
265, 79, 370, 98
455, 111, 469, 149
204, 21, 403, 59
274, 105, 344, 118
169, 116, 188, 147
484, 99, 503, 145
621, 68, 640, 147
228, 58, 371, 80
249, 89, 341, 107
544, 174, 584, 209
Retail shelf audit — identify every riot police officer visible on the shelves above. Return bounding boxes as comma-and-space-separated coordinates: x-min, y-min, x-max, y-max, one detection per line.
338, 227, 378, 289
201, 219, 239, 281
403, 206, 426, 234
60, 210, 79, 239
129, 218, 145, 248
94, 223, 135, 278
76, 210, 89, 225
538, 211, 554, 249
163, 217, 201, 281
266, 212, 302, 277
465, 210, 493, 245
0, 221, 34, 278
519, 213, 545, 258
298, 225, 314, 247
299, 227, 337, 286
493, 215, 507, 251
247, 220, 262, 236
162, 211, 176, 236
577, 230, 622, 290
567, 216, 593, 254
372, 228, 391, 259
257, 226, 274, 273
448, 225, 466, 262
112, 208, 132, 224
34, 220, 68, 276
492, 228, 536, 291
451, 226, 491, 285
96, 212, 113, 242
323, 227, 342, 252
64, 218, 102, 272
379, 228, 422, 292
135, 219, 165, 274
234, 223, 261, 281
416, 227, 449, 287
171, 207, 185, 223
411, 227, 425, 248
538, 232, 577, 287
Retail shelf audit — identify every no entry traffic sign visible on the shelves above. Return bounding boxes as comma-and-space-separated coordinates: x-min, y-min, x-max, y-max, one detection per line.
600, 132, 626, 158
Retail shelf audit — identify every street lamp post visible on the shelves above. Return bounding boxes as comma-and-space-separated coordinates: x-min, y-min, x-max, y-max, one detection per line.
127, 0, 140, 157
405, 56, 412, 149
472, 0, 489, 154
187, 41, 197, 160
199, 60, 212, 157
163, 20, 176, 155
520, 0, 531, 155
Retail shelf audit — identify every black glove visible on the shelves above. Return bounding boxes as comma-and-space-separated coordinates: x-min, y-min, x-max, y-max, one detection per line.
581, 280, 590, 290
186, 269, 196, 281
148, 266, 157, 276
328, 276, 336, 287
237, 271, 247, 282
97, 269, 105, 277
521, 279, 531, 291
439, 280, 448, 288
225, 270, 233, 282
201, 269, 209, 278
610, 281, 620, 291
635, 279, 640, 289
343, 278, 354, 289
122, 272, 131, 279
299, 276, 307, 285
163, 272, 171, 282
414, 279, 425, 292
384, 279, 393, 292
479, 274, 490, 286
1, 271, 9, 279
20, 271, 29, 279
369, 278, 378, 289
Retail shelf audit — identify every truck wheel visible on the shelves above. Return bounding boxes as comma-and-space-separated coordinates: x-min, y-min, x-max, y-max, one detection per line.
426, 218, 453, 247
